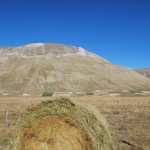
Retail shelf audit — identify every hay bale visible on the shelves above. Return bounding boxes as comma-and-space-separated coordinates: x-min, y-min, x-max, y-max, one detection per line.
12, 97, 114, 150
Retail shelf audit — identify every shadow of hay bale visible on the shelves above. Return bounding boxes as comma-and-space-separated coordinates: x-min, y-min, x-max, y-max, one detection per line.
11, 97, 114, 150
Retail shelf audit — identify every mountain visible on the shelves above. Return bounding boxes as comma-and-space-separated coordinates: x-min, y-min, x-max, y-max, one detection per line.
0, 43, 150, 96
135, 68, 150, 79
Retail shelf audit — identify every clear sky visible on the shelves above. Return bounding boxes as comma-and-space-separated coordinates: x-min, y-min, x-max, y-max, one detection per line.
0, 0, 150, 69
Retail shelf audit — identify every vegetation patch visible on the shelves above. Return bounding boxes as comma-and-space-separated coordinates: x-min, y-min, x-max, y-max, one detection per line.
42, 92, 53, 97
86, 92, 94, 95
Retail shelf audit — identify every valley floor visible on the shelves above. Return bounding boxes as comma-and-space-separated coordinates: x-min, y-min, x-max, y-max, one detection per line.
0, 96, 150, 150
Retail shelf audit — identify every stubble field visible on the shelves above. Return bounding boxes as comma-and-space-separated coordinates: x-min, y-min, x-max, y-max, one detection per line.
0, 96, 150, 150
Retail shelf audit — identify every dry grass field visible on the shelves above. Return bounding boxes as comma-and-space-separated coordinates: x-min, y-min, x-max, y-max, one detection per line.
0, 96, 150, 150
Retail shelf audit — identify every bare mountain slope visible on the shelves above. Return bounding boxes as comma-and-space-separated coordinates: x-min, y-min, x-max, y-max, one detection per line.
0, 43, 150, 95
136, 68, 150, 79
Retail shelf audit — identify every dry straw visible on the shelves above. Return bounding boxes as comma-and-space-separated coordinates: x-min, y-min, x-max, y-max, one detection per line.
11, 97, 114, 150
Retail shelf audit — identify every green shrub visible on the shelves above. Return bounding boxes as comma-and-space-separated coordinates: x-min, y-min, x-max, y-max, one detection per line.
42, 92, 53, 97
86, 92, 94, 95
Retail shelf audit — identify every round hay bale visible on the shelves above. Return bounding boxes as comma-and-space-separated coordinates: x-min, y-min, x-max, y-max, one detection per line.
12, 97, 114, 150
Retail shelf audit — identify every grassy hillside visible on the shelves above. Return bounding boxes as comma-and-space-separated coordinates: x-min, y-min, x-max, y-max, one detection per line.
0, 43, 150, 96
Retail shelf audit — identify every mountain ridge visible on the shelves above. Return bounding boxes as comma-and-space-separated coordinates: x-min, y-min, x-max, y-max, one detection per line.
0, 43, 150, 96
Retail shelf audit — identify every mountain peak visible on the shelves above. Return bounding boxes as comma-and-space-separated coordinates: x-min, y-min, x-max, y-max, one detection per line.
1, 43, 102, 59
25, 43, 45, 47
23, 43, 87, 57
0, 43, 150, 95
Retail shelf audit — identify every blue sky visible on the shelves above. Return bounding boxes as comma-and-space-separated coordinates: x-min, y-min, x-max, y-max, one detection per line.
0, 0, 150, 69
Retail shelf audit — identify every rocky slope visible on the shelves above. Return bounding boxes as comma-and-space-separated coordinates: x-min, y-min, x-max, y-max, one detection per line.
0, 43, 150, 95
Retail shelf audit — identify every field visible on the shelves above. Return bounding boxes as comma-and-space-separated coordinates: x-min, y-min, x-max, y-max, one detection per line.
0, 96, 150, 150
